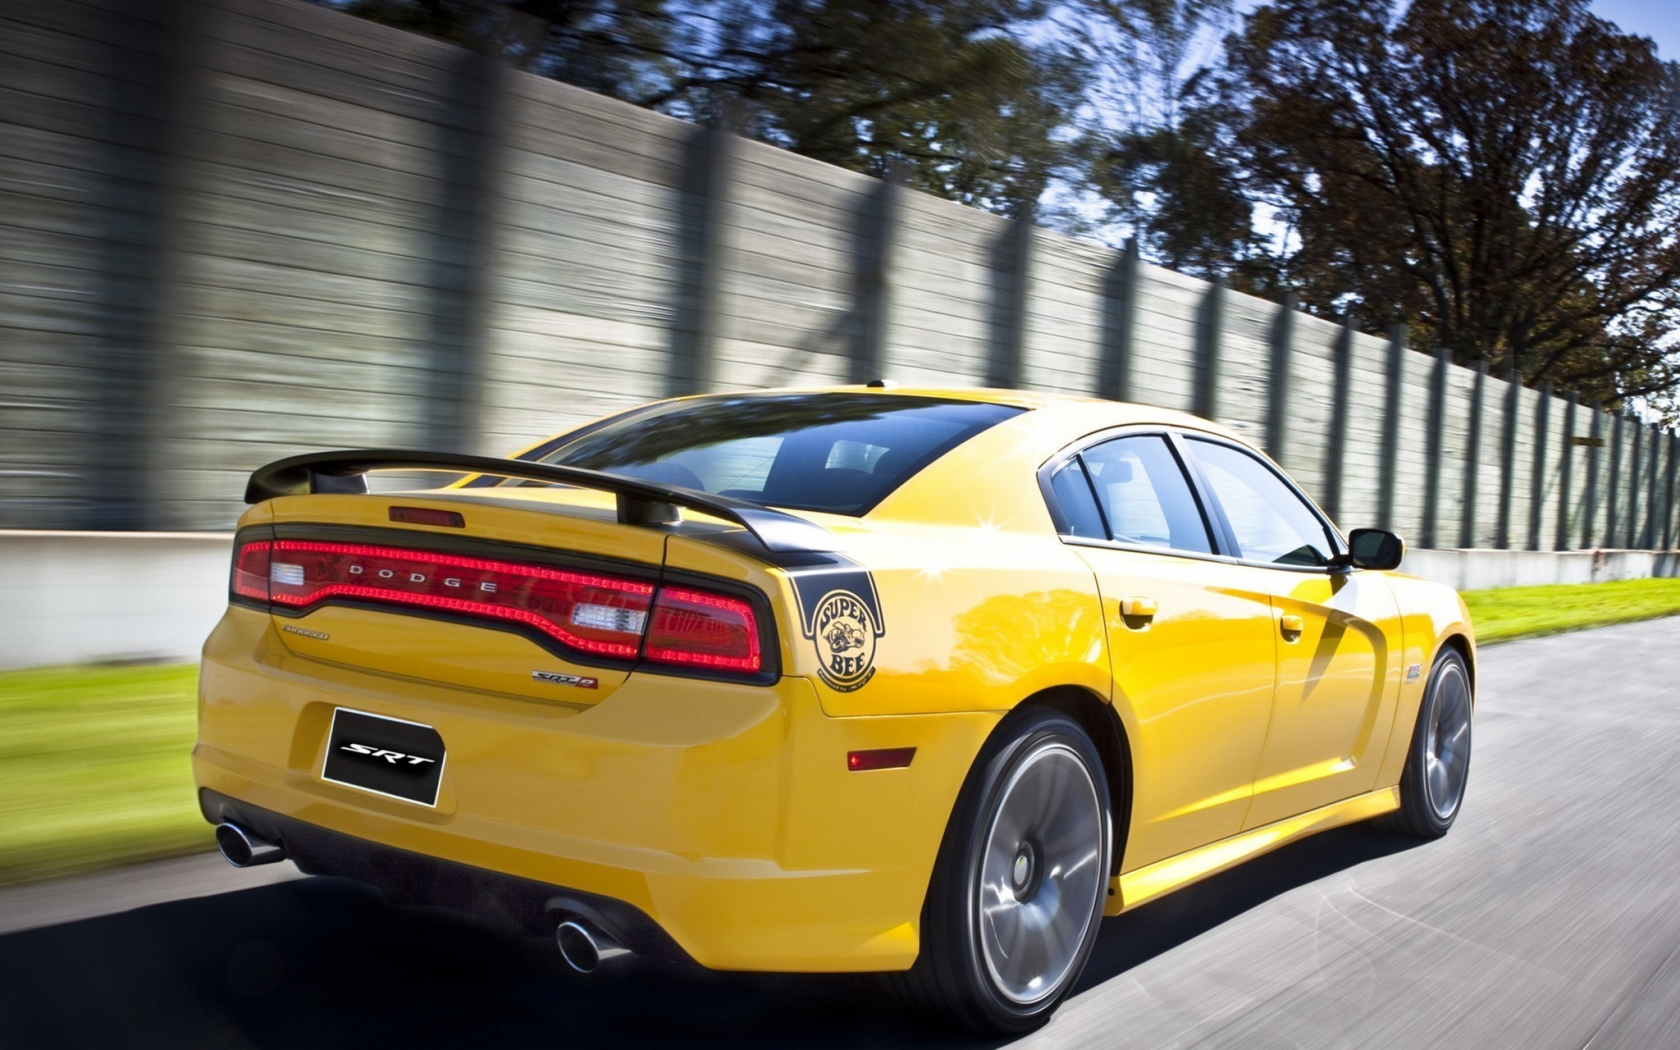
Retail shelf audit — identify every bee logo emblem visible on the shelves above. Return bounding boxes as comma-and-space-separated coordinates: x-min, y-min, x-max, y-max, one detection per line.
824, 620, 867, 653
811, 589, 879, 692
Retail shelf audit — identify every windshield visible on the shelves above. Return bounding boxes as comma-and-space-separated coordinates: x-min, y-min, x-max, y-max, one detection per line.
521, 393, 1023, 516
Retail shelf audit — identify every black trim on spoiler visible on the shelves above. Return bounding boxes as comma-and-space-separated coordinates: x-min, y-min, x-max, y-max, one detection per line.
244, 449, 841, 554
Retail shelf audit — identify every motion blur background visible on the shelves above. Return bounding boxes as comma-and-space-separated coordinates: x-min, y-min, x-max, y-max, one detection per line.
2, 0, 1679, 667
7, 3, 1680, 1019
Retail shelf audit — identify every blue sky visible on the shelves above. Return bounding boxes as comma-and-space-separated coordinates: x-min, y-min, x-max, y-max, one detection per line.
1593, 1, 1680, 58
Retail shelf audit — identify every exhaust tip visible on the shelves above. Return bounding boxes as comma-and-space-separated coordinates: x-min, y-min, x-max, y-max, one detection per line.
555, 919, 630, 973
216, 822, 284, 868
555, 921, 599, 973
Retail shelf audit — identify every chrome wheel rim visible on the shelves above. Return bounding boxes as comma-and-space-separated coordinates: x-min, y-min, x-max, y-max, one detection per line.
1424, 663, 1472, 821
977, 742, 1105, 1005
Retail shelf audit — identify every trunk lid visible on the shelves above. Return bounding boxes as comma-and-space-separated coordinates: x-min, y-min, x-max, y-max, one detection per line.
254, 487, 671, 706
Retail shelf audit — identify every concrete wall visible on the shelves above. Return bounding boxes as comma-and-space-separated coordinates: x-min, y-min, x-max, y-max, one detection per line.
2, 0, 1678, 550
1400, 548, 1680, 593
0, 532, 231, 668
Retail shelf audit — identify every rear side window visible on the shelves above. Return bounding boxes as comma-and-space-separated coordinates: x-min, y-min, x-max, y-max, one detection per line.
1074, 436, 1213, 554
1047, 459, 1106, 538
532, 393, 1022, 516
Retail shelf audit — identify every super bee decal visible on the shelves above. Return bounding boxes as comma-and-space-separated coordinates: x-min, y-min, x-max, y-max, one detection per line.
812, 590, 880, 691
787, 559, 886, 693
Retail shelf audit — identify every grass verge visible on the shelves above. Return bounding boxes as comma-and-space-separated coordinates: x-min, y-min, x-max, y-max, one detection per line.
0, 663, 210, 886
1461, 576, 1680, 643
2, 578, 1677, 886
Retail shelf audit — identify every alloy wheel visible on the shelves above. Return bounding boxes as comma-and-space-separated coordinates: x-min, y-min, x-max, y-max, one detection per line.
976, 742, 1106, 1005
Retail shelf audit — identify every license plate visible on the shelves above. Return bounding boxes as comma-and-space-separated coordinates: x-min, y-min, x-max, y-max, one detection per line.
321, 708, 446, 806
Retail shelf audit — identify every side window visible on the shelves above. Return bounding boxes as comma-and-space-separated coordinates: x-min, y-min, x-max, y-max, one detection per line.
1187, 439, 1336, 567
1047, 459, 1106, 538
1079, 436, 1213, 554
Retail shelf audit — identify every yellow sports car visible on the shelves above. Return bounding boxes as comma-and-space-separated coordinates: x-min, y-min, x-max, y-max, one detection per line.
196, 385, 1475, 1033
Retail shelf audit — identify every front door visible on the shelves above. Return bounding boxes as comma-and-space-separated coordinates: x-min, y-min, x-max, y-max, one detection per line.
1180, 437, 1403, 829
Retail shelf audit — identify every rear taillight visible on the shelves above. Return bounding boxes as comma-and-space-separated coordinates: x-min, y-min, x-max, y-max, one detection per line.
644, 586, 762, 674
232, 539, 272, 601
229, 537, 764, 675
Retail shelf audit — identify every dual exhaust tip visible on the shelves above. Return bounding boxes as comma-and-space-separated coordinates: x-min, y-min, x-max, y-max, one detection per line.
218, 822, 631, 973
216, 822, 285, 868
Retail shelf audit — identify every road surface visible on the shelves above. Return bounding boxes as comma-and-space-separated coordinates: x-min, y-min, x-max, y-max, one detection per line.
3, 617, 1679, 1048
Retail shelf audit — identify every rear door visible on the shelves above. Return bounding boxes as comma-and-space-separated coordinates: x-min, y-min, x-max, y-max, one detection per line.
1048, 432, 1278, 870
1179, 436, 1403, 829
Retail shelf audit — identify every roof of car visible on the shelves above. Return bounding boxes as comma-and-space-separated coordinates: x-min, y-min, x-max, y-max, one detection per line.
719, 384, 1090, 409
718, 384, 1244, 441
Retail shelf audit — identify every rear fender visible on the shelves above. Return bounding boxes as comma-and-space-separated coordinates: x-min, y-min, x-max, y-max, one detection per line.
670, 526, 1112, 719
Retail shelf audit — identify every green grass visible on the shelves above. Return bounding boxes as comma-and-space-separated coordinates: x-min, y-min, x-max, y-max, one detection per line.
0, 663, 211, 885
1462, 576, 1680, 643
2, 577, 1677, 886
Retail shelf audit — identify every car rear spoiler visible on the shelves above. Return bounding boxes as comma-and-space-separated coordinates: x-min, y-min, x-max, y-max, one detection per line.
244, 449, 842, 554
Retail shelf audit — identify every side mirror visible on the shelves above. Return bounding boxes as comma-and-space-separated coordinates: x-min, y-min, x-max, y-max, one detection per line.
1346, 528, 1405, 571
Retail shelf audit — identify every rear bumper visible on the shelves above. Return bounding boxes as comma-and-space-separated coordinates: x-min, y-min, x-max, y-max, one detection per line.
193, 606, 1000, 972
199, 788, 689, 960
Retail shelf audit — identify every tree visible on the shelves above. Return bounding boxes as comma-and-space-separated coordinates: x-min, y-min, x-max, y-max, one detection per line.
1211, 0, 1680, 407
322, 0, 1081, 217
1078, 1, 1268, 280
652, 0, 1084, 216
333, 0, 674, 96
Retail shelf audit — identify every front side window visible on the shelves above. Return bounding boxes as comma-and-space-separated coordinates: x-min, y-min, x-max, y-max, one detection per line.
1187, 439, 1336, 567
1078, 436, 1213, 554
527, 393, 1022, 517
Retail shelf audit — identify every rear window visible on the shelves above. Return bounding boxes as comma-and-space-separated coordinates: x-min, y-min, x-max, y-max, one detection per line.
523, 393, 1023, 516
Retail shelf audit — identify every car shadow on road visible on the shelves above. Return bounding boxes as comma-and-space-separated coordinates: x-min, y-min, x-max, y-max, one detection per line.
1073, 822, 1419, 996
0, 825, 1419, 1050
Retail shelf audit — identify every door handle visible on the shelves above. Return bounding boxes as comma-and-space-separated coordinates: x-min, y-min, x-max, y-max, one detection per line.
1280, 614, 1305, 640
1120, 597, 1157, 624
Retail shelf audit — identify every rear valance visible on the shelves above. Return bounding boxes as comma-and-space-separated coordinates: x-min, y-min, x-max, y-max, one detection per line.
244, 449, 842, 554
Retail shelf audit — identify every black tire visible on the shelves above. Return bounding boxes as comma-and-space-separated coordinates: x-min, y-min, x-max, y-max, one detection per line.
889, 707, 1111, 1034
1384, 648, 1473, 838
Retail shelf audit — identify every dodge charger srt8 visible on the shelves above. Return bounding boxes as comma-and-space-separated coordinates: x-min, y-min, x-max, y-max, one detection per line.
196, 387, 1475, 1033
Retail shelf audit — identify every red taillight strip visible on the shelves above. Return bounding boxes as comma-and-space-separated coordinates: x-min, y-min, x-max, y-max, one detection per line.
282, 582, 642, 656
270, 541, 654, 595
263, 540, 653, 659
232, 538, 767, 676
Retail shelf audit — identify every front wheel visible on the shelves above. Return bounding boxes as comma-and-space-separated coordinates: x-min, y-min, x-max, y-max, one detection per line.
1386, 648, 1473, 838
892, 707, 1111, 1034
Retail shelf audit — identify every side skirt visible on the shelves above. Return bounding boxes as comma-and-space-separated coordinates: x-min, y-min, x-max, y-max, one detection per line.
1104, 786, 1400, 916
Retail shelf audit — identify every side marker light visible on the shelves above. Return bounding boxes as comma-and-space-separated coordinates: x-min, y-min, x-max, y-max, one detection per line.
847, 748, 916, 772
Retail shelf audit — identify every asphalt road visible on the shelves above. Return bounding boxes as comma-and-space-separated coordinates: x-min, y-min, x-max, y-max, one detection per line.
3, 617, 1679, 1049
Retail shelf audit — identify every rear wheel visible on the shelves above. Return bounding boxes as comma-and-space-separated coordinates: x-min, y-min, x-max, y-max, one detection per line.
892, 707, 1110, 1034
1386, 649, 1473, 838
